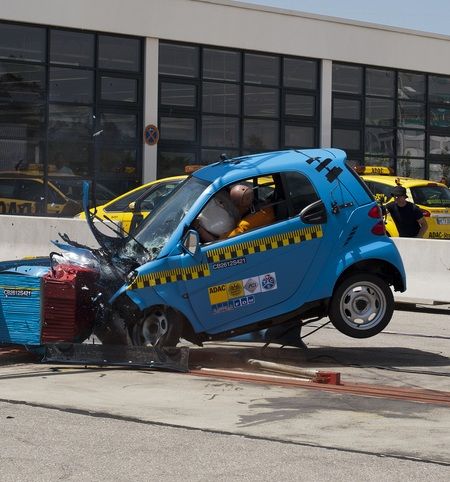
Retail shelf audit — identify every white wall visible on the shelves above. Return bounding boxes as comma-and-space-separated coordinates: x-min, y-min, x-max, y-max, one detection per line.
1, 0, 450, 75
0, 216, 448, 305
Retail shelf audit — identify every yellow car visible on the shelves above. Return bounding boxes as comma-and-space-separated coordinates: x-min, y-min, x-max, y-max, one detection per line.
358, 167, 450, 239
77, 175, 186, 233
0, 170, 114, 217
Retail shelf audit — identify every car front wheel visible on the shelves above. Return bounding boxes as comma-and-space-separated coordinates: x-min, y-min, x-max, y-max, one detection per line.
131, 306, 182, 347
329, 273, 394, 338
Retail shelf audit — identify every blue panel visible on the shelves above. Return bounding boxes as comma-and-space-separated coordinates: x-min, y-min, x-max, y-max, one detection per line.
0, 273, 42, 345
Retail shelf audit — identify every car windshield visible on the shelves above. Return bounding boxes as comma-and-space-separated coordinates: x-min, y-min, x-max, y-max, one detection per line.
411, 185, 450, 208
121, 176, 209, 261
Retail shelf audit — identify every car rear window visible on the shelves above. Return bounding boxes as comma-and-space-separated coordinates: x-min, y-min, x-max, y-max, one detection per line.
410, 185, 450, 208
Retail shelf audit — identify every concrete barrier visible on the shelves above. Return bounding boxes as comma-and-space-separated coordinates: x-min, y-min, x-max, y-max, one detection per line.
0, 215, 449, 305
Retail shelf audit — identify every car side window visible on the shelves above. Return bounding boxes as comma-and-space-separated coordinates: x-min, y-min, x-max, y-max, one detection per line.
0, 180, 16, 198
283, 171, 319, 215
16, 180, 44, 202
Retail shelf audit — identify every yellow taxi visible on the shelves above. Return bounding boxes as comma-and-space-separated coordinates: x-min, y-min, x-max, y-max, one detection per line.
0, 167, 114, 217
357, 166, 450, 239
76, 175, 187, 233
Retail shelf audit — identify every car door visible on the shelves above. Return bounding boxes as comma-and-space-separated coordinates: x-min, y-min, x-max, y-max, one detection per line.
181, 172, 326, 334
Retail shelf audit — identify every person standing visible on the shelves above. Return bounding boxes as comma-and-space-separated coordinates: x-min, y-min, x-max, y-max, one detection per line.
386, 185, 428, 238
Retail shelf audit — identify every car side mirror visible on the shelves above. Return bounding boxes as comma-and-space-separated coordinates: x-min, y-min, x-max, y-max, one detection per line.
182, 229, 200, 256
128, 201, 136, 211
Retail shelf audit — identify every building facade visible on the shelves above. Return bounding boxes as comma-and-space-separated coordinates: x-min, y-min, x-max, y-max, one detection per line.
1, 0, 450, 215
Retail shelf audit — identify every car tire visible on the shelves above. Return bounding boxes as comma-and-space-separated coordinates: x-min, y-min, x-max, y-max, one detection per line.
329, 273, 394, 338
131, 306, 182, 347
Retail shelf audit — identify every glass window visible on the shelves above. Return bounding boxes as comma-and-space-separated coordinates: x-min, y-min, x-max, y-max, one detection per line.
202, 82, 240, 115
160, 117, 196, 142
397, 129, 425, 157
243, 119, 278, 151
98, 35, 140, 72
283, 58, 317, 89
429, 76, 450, 104
48, 105, 93, 140
285, 94, 315, 117
159, 43, 199, 78
332, 64, 363, 94
100, 113, 137, 143
98, 147, 137, 174
201, 116, 239, 147
0, 23, 45, 62
284, 171, 319, 215
157, 150, 196, 178
284, 125, 315, 148
365, 128, 395, 155
365, 98, 394, 126
49, 67, 94, 103
101, 76, 137, 103
397, 158, 425, 179
50, 30, 94, 67
430, 107, 450, 128
244, 53, 280, 86
366, 68, 395, 97
333, 98, 361, 120
428, 161, 450, 182
201, 149, 239, 164
203, 48, 240, 82
332, 128, 361, 150
397, 102, 425, 128
429, 135, 450, 155
161, 82, 197, 108
47, 141, 91, 177
244, 86, 279, 117
398, 72, 425, 100
0, 61, 45, 103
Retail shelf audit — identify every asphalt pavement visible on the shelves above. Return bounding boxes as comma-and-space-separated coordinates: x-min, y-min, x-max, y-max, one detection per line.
0, 305, 449, 480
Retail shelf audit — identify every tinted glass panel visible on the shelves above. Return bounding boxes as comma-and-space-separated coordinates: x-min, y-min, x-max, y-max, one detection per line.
397, 158, 425, 179
365, 128, 395, 155
99, 147, 137, 174
101, 76, 137, 102
397, 101, 425, 128
201, 149, 239, 164
202, 82, 240, 115
429, 76, 450, 104
333, 98, 361, 120
429, 161, 450, 182
244, 53, 279, 86
285, 94, 315, 117
366, 68, 395, 97
160, 117, 196, 141
0, 61, 45, 103
284, 125, 315, 148
430, 107, 450, 128
47, 141, 91, 177
332, 128, 361, 150
283, 58, 317, 89
365, 97, 394, 126
202, 116, 239, 148
243, 119, 278, 151
397, 129, 425, 157
161, 82, 196, 107
159, 43, 199, 78
284, 171, 319, 214
332, 64, 363, 94
50, 30, 94, 67
98, 35, 140, 72
203, 48, 240, 82
429, 135, 450, 155
398, 72, 425, 100
244, 86, 279, 117
48, 105, 93, 140
157, 150, 196, 177
0, 23, 45, 62
100, 113, 137, 143
49, 67, 93, 103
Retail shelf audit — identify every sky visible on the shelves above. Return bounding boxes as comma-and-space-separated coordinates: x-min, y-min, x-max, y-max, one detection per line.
241, 0, 450, 36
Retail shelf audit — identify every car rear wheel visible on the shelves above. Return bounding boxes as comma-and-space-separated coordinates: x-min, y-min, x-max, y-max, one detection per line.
131, 306, 182, 347
329, 273, 394, 338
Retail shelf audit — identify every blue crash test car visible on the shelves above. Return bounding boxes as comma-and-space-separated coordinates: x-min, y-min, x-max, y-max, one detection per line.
84, 148, 406, 348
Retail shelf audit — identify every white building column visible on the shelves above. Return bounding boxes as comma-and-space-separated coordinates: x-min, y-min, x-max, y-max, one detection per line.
320, 59, 332, 148
142, 37, 159, 183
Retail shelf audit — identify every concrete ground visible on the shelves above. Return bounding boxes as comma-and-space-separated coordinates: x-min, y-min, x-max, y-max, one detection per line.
0, 305, 449, 480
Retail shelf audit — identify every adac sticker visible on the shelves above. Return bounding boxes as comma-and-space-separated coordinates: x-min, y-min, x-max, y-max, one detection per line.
208, 284, 227, 304
259, 272, 277, 291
